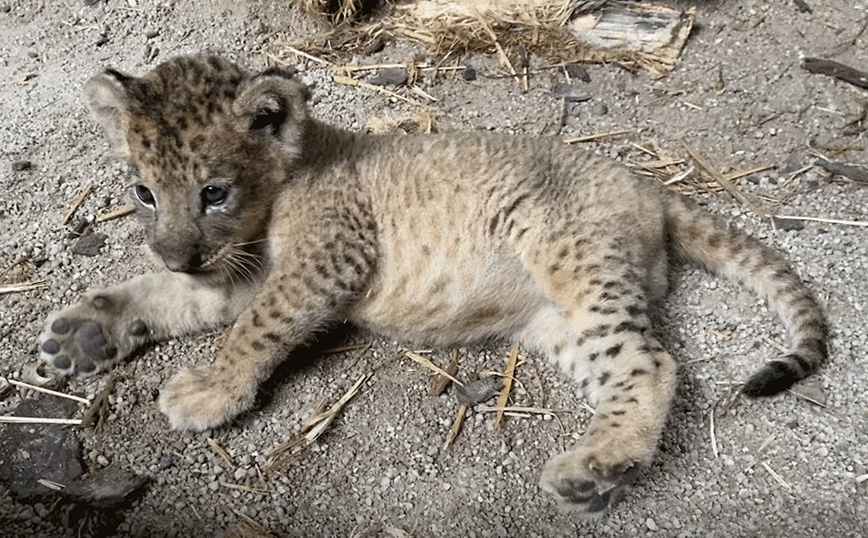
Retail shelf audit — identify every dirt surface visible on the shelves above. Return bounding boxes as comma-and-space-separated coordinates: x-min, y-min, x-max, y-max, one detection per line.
1, 0, 867, 537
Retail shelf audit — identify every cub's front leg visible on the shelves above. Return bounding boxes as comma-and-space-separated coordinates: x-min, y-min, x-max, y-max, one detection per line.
38, 273, 255, 376
158, 199, 378, 431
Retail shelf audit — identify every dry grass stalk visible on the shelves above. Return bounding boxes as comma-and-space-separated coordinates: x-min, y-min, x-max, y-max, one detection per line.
443, 404, 467, 449
365, 110, 443, 135
430, 349, 462, 396
219, 480, 267, 494
322, 342, 371, 354
1, 376, 90, 405
564, 128, 633, 144
709, 408, 719, 459
333, 74, 418, 104
0, 416, 82, 425
0, 280, 48, 296
771, 215, 868, 228
405, 351, 464, 386
787, 388, 827, 408
96, 205, 135, 223
81, 373, 116, 430
37, 479, 66, 490
266, 372, 371, 469
760, 461, 791, 489
227, 508, 274, 538
682, 142, 765, 217
208, 437, 236, 468
493, 345, 519, 430
59, 180, 94, 227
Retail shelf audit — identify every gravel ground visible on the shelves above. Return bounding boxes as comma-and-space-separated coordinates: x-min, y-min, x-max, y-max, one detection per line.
1, 0, 867, 537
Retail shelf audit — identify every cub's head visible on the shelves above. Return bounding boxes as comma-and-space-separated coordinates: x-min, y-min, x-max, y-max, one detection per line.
84, 54, 310, 275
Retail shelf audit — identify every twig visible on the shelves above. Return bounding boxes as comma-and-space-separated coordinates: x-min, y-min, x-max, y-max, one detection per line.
80, 373, 116, 429
208, 437, 236, 468
219, 480, 267, 494
405, 351, 464, 386
1, 376, 90, 405
37, 479, 66, 490
725, 165, 776, 182
564, 129, 633, 144
787, 388, 827, 408
322, 343, 371, 354
333, 74, 417, 104
801, 57, 868, 90
0, 416, 82, 425
59, 181, 94, 227
472, 9, 519, 89
477, 405, 574, 415
443, 404, 467, 449
710, 408, 719, 459
96, 205, 136, 223
815, 159, 868, 183
0, 280, 48, 295
271, 46, 330, 67
682, 142, 765, 216
772, 215, 868, 228
494, 345, 519, 430
430, 350, 461, 396
760, 461, 791, 489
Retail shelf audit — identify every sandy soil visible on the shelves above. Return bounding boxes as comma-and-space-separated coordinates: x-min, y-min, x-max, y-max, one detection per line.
1, 0, 867, 536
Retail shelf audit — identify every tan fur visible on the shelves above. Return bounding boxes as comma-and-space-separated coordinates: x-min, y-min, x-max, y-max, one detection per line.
37, 54, 827, 515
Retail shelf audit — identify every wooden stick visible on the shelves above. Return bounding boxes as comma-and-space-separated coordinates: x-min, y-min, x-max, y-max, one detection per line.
208, 437, 236, 468
0, 280, 47, 296
564, 129, 633, 144
430, 349, 461, 396
725, 164, 775, 182
802, 57, 868, 90
682, 142, 765, 217
772, 215, 868, 228
0, 416, 82, 425
494, 345, 519, 430
405, 351, 464, 386
332, 74, 416, 104
443, 404, 467, 449
59, 181, 94, 227
96, 205, 136, 223
1, 376, 90, 405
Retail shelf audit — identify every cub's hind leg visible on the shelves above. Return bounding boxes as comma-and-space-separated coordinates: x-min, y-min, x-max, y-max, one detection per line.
515, 232, 675, 514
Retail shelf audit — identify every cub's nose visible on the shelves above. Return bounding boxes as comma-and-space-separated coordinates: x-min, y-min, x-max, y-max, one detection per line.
164, 252, 204, 273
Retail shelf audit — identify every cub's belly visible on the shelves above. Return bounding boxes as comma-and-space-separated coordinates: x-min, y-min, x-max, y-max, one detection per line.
349, 251, 545, 346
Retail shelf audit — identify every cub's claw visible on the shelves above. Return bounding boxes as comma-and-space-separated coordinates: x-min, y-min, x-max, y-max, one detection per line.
539, 448, 641, 515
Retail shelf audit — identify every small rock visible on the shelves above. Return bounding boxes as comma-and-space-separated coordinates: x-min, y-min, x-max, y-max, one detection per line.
771, 216, 805, 231
72, 232, 107, 257
461, 66, 477, 81
564, 63, 591, 82
96, 455, 110, 467
12, 160, 32, 171
455, 377, 503, 406
159, 455, 174, 470
145, 29, 159, 39
1, 5, 11, 13
368, 68, 408, 87
646, 517, 659, 531
233, 467, 247, 481
61, 465, 148, 508
590, 101, 609, 116
552, 83, 591, 103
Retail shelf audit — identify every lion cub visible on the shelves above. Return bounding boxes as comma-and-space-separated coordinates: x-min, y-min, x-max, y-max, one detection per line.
38, 54, 827, 514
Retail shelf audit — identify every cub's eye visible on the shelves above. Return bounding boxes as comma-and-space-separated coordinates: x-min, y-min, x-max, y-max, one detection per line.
134, 185, 156, 207
202, 185, 228, 207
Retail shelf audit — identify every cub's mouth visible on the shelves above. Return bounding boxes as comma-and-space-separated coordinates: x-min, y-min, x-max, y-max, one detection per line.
173, 242, 266, 283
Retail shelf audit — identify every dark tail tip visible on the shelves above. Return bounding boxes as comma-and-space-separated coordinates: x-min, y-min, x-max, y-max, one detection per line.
742, 360, 800, 397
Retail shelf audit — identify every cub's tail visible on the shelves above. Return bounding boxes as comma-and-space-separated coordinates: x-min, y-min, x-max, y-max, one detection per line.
661, 189, 828, 396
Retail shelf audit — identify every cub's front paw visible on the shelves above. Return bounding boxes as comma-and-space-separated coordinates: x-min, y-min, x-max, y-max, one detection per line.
539, 447, 641, 515
38, 293, 149, 376
158, 366, 254, 431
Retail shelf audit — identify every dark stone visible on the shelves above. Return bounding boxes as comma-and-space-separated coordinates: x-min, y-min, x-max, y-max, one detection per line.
11, 160, 32, 171
772, 216, 805, 231
552, 83, 591, 103
72, 233, 107, 257
60, 465, 148, 508
564, 63, 591, 83
590, 101, 609, 116
0, 397, 83, 500
368, 68, 408, 87
461, 66, 477, 81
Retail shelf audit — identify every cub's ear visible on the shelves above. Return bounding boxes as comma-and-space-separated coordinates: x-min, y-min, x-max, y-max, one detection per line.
232, 67, 310, 152
83, 69, 135, 158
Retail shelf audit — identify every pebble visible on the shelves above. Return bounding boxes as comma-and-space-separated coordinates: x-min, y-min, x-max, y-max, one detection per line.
11, 160, 32, 171
368, 68, 408, 87
234, 467, 247, 481
461, 66, 477, 81
72, 233, 107, 257
646, 518, 659, 531
590, 101, 609, 116
552, 83, 591, 103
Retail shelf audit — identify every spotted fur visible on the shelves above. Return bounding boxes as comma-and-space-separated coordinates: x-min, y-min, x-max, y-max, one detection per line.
37, 54, 828, 515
